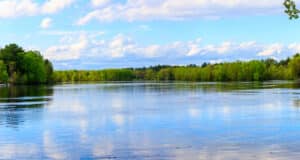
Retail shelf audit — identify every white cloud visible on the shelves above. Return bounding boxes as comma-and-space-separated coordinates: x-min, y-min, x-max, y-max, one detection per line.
209, 42, 233, 54
0, 0, 74, 18
40, 18, 53, 29
42, 34, 264, 61
44, 34, 88, 60
239, 41, 257, 49
108, 34, 135, 58
91, 0, 110, 7
41, 32, 300, 69
0, 0, 38, 18
42, 0, 74, 14
77, 10, 107, 25
288, 43, 300, 53
77, 0, 283, 24
257, 43, 283, 56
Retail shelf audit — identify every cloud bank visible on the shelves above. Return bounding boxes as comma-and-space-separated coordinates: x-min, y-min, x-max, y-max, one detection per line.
41, 32, 299, 69
0, 0, 74, 18
78, 0, 284, 25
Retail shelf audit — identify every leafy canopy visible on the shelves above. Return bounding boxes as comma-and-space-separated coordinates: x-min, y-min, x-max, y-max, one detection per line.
0, 44, 53, 84
284, 0, 300, 19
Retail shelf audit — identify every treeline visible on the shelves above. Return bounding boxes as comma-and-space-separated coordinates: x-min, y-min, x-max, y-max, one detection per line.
2, 43, 300, 84
0, 44, 53, 84
53, 54, 300, 82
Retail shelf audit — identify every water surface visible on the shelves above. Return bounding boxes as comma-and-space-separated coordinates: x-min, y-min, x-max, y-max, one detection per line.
1, 82, 300, 159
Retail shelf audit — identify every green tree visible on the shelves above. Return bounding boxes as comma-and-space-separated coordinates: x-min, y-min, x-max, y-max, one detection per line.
289, 54, 300, 79
44, 59, 54, 83
157, 68, 174, 81
145, 69, 156, 80
20, 51, 47, 84
284, 0, 300, 19
0, 60, 8, 83
0, 44, 24, 77
0, 44, 24, 62
0, 44, 54, 84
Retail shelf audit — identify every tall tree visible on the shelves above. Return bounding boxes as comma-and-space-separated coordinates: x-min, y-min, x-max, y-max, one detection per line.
0, 44, 24, 77
44, 59, 54, 83
289, 54, 300, 79
0, 44, 54, 84
20, 51, 47, 84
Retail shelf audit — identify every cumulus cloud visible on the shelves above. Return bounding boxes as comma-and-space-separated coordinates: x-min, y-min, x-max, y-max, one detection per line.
108, 34, 135, 58
257, 43, 283, 56
0, 0, 74, 18
44, 34, 88, 60
0, 0, 38, 18
288, 43, 300, 53
41, 32, 300, 69
40, 18, 53, 29
77, 0, 284, 25
42, 0, 74, 14
91, 0, 110, 7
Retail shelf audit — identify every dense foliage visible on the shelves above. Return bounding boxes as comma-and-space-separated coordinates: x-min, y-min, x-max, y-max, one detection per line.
53, 54, 300, 82
284, 0, 300, 19
1, 43, 300, 84
0, 44, 54, 84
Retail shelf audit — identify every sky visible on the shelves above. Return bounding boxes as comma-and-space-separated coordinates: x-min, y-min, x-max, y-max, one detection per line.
1, 0, 300, 70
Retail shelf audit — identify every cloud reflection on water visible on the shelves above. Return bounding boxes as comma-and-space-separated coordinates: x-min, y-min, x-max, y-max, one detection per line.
1, 83, 300, 159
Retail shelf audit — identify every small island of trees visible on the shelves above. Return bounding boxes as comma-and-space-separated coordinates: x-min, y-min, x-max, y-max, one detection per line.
2, 43, 300, 84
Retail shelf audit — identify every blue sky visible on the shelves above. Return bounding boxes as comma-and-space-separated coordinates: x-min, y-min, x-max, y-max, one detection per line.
1, 0, 300, 69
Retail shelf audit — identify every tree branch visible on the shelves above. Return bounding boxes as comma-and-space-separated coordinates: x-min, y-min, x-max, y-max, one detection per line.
284, 0, 300, 19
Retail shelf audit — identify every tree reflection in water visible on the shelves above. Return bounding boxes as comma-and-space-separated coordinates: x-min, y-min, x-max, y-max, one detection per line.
0, 85, 53, 128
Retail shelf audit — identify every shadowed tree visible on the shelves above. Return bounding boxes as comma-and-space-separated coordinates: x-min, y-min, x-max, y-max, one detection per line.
44, 59, 54, 83
0, 60, 8, 83
284, 0, 300, 19
289, 54, 300, 79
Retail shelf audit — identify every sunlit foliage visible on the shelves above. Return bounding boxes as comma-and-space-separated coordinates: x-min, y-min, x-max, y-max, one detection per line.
53, 55, 300, 83
0, 44, 54, 84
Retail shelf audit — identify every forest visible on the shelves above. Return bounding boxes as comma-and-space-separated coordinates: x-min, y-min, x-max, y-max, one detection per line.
0, 44, 53, 84
53, 54, 300, 83
2, 43, 300, 84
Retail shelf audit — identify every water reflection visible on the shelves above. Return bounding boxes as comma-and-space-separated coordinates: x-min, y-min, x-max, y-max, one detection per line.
2, 82, 300, 159
294, 99, 300, 108
0, 85, 53, 128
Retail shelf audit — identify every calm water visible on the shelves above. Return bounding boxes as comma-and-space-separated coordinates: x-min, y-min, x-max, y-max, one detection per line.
2, 82, 300, 159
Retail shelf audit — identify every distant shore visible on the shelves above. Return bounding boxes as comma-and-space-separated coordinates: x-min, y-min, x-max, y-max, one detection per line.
52, 54, 299, 83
